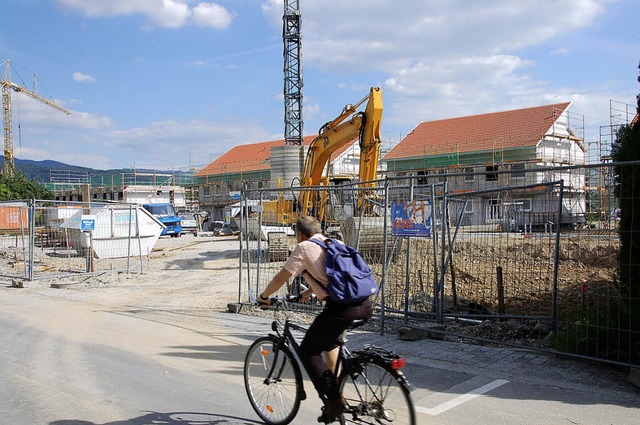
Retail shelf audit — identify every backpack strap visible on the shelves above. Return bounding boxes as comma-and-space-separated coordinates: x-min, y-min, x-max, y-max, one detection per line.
304, 238, 329, 287
307, 237, 325, 247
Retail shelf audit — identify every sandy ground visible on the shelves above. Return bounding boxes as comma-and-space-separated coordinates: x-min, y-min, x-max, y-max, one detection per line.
4, 235, 244, 312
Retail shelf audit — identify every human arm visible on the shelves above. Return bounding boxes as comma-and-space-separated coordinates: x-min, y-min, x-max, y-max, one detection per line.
258, 267, 293, 307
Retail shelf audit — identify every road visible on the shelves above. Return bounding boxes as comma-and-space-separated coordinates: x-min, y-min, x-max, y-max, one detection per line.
2, 288, 639, 425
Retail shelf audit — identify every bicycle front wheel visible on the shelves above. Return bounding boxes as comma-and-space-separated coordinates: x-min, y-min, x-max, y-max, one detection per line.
244, 336, 303, 425
340, 358, 416, 424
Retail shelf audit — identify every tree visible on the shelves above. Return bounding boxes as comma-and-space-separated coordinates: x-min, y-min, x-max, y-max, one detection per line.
610, 61, 640, 365
0, 172, 55, 201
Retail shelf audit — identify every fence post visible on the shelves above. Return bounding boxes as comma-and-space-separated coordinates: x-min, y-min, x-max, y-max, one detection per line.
430, 185, 440, 319
238, 188, 246, 303
438, 181, 448, 323
256, 190, 264, 296
497, 265, 505, 316
403, 178, 414, 324
379, 178, 390, 335
551, 179, 565, 331
28, 199, 35, 281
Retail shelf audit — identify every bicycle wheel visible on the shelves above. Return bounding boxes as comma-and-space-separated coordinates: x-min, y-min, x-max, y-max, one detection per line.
244, 336, 303, 425
339, 358, 416, 424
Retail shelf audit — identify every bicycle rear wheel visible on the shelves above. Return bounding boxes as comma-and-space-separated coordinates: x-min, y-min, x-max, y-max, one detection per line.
244, 336, 303, 425
339, 358, 416, 424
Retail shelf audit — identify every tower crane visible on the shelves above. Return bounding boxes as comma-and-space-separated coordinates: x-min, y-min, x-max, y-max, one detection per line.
1, 59, 71, 177
283, 0, 303, 146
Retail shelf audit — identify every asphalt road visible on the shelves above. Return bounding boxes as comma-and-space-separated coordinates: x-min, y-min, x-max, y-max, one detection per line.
2, 289, 639, 425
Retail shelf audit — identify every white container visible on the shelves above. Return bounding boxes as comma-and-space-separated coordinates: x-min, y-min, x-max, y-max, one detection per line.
59, 205, 163, 259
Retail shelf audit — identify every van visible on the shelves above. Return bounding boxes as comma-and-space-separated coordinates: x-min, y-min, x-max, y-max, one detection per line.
142, 203, 182, 237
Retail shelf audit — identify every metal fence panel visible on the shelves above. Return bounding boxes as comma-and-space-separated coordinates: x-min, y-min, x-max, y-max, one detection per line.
0, 200, 150, 282
238, 162, 638, 368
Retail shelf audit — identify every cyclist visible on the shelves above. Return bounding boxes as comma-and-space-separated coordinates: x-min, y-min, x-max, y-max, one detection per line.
258, 215, 373, 423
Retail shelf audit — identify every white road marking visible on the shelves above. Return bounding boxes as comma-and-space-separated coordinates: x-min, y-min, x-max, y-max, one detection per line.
416, 379, 509, 416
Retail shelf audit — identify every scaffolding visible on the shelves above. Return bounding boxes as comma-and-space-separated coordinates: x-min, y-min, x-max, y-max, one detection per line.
586, 99, 635, 223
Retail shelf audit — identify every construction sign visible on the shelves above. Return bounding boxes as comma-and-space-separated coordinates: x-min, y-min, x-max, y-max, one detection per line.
391, 201, 431, 237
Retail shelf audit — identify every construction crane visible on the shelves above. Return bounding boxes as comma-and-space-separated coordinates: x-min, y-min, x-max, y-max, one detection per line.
283, 0, 303, 146
1, 59, 71, 176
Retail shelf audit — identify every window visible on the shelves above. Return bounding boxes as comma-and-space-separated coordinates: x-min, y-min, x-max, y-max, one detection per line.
417, 170, 428, 186
463, 167, 475, 182
486, 198, 501, 222
511, 163, 526, 179
486, 165, 499, 182
519, 198, 532, 212
464, 199, 474, 213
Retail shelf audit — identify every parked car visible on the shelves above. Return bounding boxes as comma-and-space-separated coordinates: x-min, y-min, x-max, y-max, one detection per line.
213, 222, 240, 236
208, 220, 225, 232
178, 211, 199, 235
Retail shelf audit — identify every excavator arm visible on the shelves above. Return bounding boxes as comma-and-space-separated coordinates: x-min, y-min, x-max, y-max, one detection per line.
299, 87, 382, 217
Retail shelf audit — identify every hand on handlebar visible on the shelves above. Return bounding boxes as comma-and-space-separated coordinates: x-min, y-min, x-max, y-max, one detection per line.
299, 288, 314, 303
257, 294, 272, 310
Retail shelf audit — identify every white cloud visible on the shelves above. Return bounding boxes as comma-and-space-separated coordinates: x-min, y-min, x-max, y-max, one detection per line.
271, 0, 605, 73
104, 119, 271, 168
56, 0, 233, 29
192, 3, 233, 29
147, 0, 190, 29
72, 72, 96, 83
260, 0, 626, 148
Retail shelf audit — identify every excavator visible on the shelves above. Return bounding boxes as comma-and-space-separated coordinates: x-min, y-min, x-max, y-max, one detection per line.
259, 86, 383, 231
299, 86, 383, 222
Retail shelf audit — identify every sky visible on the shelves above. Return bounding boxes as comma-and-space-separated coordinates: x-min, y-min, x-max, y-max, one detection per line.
0, 0, 638, 172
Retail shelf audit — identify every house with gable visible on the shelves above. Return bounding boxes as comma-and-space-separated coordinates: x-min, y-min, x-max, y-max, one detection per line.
382, 102, 587, 229
194, 135, 372, 220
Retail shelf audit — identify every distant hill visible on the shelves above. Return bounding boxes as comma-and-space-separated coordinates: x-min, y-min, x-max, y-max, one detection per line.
1, 157, 193, 186
7, 157, 127, 184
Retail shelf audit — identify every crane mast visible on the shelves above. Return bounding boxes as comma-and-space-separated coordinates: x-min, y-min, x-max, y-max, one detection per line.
283, 0, 303, 146
1, 59, 71, 177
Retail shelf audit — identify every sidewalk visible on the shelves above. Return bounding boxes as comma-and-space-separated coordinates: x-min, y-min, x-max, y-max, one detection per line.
346, 329, 639, 399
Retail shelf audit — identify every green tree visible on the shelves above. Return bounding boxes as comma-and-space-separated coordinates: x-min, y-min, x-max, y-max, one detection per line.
0, 172, 55, 201
611, 62, 640, 365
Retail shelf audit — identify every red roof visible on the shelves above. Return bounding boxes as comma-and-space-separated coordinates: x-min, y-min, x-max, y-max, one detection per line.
195, 135, 357, 177
383, 102, 571, 160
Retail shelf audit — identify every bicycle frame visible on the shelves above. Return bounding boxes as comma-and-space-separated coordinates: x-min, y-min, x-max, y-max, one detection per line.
246, 300, 415, 424
268, 318, 353, 399
265, 319, 309, 396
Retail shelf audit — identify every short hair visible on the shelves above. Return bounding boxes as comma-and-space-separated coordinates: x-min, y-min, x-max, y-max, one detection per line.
296, 215, 322, 237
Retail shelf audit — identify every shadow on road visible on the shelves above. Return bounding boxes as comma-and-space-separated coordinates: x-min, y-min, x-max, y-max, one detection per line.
50, 410, 262, 425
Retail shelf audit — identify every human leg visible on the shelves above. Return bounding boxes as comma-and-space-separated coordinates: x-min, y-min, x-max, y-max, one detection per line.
300, 300, 374, 398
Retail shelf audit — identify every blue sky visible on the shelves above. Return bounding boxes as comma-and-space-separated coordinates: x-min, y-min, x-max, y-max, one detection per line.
0, 0, 638, 171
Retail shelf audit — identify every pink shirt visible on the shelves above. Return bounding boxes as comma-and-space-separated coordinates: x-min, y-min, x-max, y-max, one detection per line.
283, 233, 329, 300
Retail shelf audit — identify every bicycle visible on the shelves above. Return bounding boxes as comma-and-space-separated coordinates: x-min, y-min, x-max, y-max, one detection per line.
243, 295, 416, 425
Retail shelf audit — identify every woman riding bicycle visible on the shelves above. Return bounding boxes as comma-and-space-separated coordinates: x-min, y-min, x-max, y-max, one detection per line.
257, 215, 373, 423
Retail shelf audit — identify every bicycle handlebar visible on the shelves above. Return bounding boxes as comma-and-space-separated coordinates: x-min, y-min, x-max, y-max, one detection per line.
249, 291, 301, 308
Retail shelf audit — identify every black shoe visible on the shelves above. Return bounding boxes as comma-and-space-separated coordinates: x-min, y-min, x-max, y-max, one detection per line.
317, 396, 346, 423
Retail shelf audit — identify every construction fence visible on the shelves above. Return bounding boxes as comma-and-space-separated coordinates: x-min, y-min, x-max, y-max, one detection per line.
238, 162, 639, 369
0, 200, 156, 282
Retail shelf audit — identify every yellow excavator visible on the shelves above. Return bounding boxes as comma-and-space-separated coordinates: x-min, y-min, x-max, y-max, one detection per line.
299, 86, 382, 220
260, 86, 383, 230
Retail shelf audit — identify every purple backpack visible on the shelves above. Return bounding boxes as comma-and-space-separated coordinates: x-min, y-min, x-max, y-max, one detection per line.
309, 238, 378, 303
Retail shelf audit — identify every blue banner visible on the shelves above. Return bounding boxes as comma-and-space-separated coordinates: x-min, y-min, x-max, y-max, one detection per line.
391, 201, 431, 237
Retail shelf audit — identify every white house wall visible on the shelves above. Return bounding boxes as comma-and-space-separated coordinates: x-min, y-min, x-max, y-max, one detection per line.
123, 186, 187, 208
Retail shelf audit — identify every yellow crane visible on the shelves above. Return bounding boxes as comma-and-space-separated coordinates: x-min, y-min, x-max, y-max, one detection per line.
1, 59, 71, 176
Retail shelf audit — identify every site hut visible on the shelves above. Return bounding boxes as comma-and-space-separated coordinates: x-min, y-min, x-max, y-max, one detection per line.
381, 102, 587, 232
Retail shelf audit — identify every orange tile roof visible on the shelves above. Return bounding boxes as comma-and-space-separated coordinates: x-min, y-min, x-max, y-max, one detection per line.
383, 102, 571, 160
195, 135, 352, 177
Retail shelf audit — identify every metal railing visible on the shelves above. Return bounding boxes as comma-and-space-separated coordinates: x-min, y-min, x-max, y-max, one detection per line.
0, 199, 149, 282
237, 162, 638, 369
